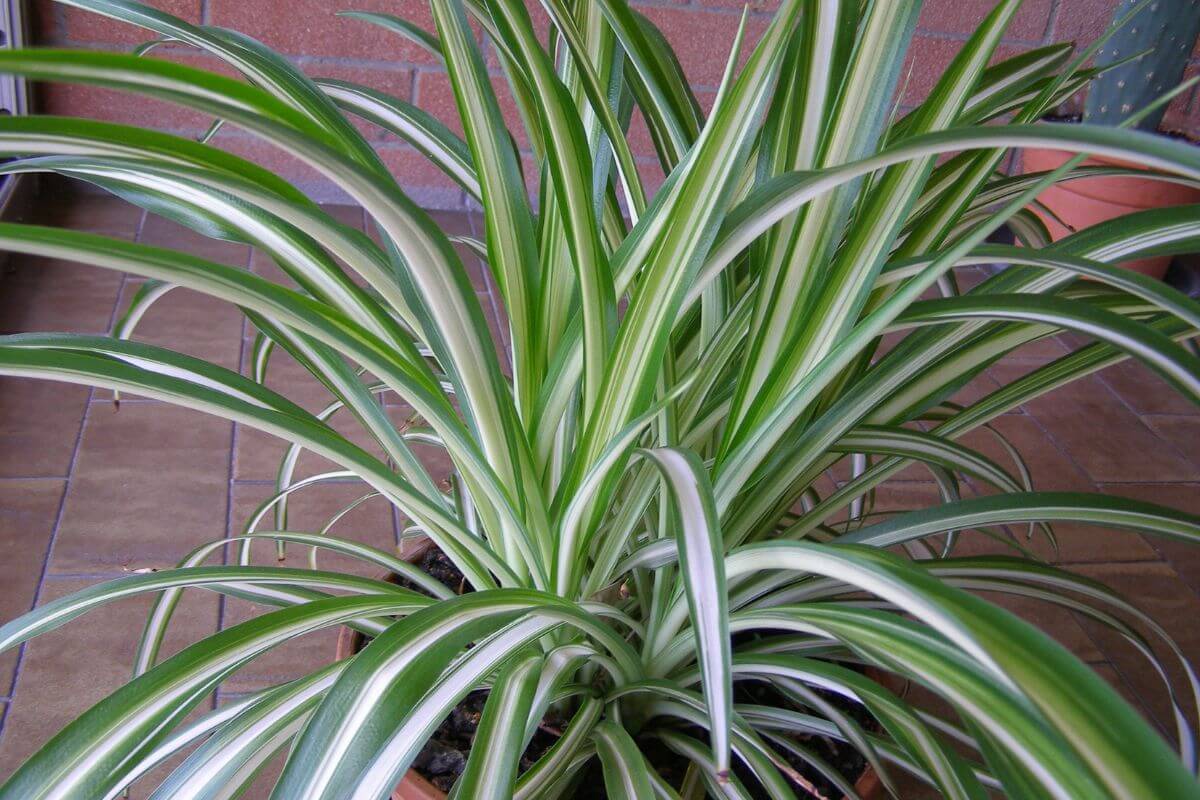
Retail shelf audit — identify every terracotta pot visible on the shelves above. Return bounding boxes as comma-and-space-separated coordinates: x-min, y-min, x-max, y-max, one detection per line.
1021, 146, 1200, 279
336, 548, 901, 799
334, 536, 443, 800
843, 669, 909, 800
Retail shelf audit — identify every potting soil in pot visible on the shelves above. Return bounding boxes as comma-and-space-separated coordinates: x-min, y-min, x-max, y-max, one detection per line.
392, 547, 874, 797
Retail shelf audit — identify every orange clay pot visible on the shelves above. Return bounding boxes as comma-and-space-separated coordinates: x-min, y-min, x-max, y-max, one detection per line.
334, 536, 443, 800
1022, 146, 1200, 279
335, 541, 900, 800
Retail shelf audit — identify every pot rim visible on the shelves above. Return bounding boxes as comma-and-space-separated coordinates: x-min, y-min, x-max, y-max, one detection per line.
334, 545, 906, 800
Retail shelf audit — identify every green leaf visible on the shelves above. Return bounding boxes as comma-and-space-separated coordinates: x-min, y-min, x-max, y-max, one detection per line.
451, 651, 544, 800
593, 721, 658, 799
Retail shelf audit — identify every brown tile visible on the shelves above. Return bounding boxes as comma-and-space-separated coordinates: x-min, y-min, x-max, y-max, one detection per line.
0, 480, 64, 693
0, 255, 124, 335
953, 415, 1160, 564
29, 185, 144, 237
48, 403, 231, 573
216, 744, 287, 800
228, 480, 397, 574
1069, 561, 1200, 738
385, 404, 454, 490
110, 283, 245, 372
993, 333, 1070, 363
0, 379, 88, 478
1095, 482, 1200, 594
139, 213, 252, 266
319, 204, 365, 231
232, 350, 390, 482
977, 590, 1103, 663
236, 339, 334, 411
1089, 661, 1161, 732
944, 368, 1004, 409
833, 481, 942, 534
221, 481, 397, 692
235, 410, 388, 484
1100, 360, 1200, 417
1143, 416, 1200, 472
0, 577, 218, 785
990, 368, 1199, 484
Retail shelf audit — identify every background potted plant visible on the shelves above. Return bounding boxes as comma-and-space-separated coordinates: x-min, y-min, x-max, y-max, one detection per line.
1023, 0, 1200, 277
0, 0, 1200, 798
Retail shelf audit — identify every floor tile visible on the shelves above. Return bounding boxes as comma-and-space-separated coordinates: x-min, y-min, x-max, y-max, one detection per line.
1100, 360, 1200, 418
1143, 415, 1200, 472
139, 212, 252, 266
228, 480, 398, 576
1095, 482, 1200, 598
231, 349, 390, 481
220, 481, 397, 692
953, 415, 1161, 563
0, 577, 218, 785
991, 368, 1199, 484
110, 283, 246, 373
977, 589, 1104, 663
0, 480, 64, 693
29, 184, 144, 238
0, 379, 88, 478
5, 191, 1199, 794
1089, 661, 1163, 734
48, 402, 232, 573
0, 255, 123, 334
1069, 560, 1200, 740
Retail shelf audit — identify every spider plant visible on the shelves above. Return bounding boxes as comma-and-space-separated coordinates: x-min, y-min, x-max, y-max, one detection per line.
1, 0, 1200, 797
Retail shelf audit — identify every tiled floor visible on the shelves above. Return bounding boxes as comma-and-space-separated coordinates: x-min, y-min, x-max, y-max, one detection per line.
0, 188, 1198, 794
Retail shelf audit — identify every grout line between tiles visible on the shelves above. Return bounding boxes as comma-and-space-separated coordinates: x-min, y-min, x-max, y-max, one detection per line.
0, 475, 69, 481
1093, 369, 1200, 477
1056, 557, 1168, 568
214, 243, 255, 710
0, 207, 149, 718
42, 571, 130, 581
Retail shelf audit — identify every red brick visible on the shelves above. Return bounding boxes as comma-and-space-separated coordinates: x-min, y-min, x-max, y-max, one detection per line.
415, 69, 530, 148
690, 0, 778, 12
303, 61, 413, 142
918, 0, 1055, 42
210, 131, 333, 196
378, 145, 465, 208
1049, 0, 1120, 50
484, 0, 551, 70
208, 0, 439, 64
28, 0, 1188, 205
632, 7, 770, 88
59, 1, 201, 45
38, 49, 236, 135
29, 0, 62, 44
897, 39, 1024, 109
1161, 64, 1198, 138
211, 129, 463, 207
626, 88, 716, 159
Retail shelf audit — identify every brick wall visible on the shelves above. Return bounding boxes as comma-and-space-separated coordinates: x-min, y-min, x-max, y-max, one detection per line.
29, 0, 1200, 207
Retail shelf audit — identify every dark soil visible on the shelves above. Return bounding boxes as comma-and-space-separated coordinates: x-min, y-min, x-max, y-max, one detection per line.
1041, 112, 1197, 143
374, 547, 876, 797
367, 547, 567, 792
395, 545, 472, 596
737, 679, 874, 799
